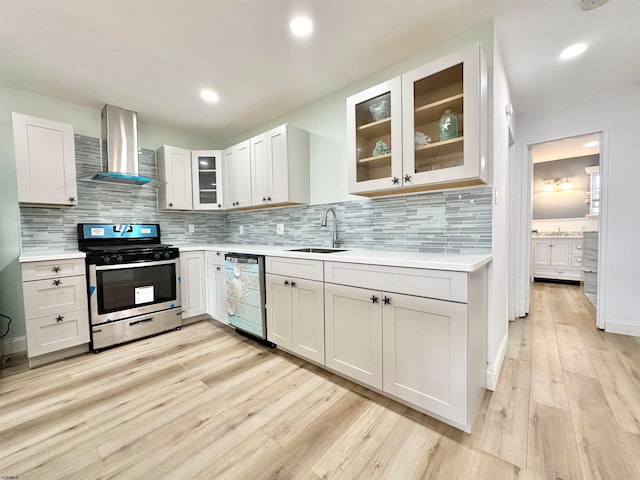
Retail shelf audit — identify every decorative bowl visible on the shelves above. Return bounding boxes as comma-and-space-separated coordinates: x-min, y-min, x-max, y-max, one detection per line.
369, 99, 390, 121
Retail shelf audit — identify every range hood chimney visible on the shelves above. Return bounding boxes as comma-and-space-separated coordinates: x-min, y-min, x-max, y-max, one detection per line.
92, 104, 152, 185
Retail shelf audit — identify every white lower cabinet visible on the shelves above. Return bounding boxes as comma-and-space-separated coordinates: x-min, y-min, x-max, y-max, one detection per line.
180, 251, 206, 320
20, 257, 90, 366
265, 256, 325, 364
382, 292, 468, 425
324, 283, 382, 388
532, 237, 583, 281
205, 251, 228, 324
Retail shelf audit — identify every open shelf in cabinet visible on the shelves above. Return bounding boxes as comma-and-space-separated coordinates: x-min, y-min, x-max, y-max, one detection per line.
414, 93, 463, 126
357, 117, 392, 140
357, 153, 392, 169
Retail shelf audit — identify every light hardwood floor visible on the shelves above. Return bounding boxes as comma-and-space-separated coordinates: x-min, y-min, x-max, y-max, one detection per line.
1, 282, 639, 479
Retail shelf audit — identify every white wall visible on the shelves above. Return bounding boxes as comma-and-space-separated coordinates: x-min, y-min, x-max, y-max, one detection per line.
486, 29, 512, 390
517, 84, 640, 337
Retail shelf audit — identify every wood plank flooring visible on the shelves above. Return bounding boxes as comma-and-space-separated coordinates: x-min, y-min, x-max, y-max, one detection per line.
1, 282, 639, 479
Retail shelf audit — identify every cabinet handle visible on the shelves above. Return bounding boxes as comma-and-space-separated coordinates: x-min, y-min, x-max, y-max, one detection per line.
56, 315, 64, 322
52, 266, 61, 273
216, 266, 221, 271
284, 280, 290, 286
68, 196, 76, 202
404, 174, 412, 183
218, 204, 222, 208
556, 270, 565, 273
549, 244, 554, 247
169, 202, 174, 207
576, 246, 583, 250
391, 177, 400, 185
370, 295, 378, 304
383, 296, 391, 305
263, 197, 267, 202
53, 279, 62, 286
267, 197, 271, 201
291, 281, 296, 288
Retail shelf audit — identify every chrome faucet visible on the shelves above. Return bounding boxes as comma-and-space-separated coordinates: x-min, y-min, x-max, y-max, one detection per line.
320, 207, 341, 248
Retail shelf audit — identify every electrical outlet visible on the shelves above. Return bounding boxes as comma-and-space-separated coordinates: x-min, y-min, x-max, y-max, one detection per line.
239, 225, 244, 235
276, 223, 284, 235
188, 224, 195, 233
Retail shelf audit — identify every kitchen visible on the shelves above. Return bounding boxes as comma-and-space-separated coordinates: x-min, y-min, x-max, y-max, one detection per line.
2, 0, 640, 478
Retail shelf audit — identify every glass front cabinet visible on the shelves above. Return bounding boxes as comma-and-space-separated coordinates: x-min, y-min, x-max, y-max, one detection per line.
347, 43, 487, 196
191, 150, 224, 210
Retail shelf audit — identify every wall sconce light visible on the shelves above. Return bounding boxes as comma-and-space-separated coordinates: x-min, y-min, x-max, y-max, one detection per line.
544, 178, 572, 192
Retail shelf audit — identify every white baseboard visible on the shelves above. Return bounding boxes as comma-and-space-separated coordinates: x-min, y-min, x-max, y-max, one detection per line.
486, 330, 508, 391
2, 335, 27, 355
605, 318, 640, 338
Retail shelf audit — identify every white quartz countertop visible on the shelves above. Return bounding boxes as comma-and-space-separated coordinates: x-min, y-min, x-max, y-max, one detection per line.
179, 244, 492, 272
19, 251, 86, 263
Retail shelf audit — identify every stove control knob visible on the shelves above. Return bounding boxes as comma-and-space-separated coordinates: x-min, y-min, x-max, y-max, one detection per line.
116, 255, 124, 263
164, 251, 171, 259
102, 255, 112, 264
154, 252, 161, 260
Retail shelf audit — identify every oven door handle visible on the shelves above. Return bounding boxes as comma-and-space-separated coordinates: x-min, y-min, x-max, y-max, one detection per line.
130, 317, 154, 327
94, 259, 177, 271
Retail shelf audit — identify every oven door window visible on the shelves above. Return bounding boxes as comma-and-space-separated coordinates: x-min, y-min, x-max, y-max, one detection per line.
97, 264, 177, 314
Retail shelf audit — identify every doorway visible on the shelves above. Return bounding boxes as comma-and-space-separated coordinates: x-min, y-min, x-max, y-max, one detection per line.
526, 132, 603, 328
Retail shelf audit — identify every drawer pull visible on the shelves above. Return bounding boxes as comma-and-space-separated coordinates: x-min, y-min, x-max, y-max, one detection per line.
53, 279, 62, 286
130, 317, 154, 327
55, 315, 64, 322
52, 266, 61, 273
575, 246, 583, 250
370, 295, 378, 304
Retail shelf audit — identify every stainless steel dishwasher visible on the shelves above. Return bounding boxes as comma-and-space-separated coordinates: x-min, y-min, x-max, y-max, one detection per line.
224, 253, 269, 342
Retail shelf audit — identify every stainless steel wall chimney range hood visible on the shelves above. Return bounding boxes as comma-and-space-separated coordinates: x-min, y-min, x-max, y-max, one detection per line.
91, 104, 153, 185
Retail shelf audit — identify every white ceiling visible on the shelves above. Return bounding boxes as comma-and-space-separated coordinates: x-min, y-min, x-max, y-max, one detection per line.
1, 0, 638, 144
531, 133, 600, 163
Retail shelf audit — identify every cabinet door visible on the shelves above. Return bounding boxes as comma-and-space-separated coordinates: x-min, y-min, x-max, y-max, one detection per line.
224, 141, 252, 209
325, 283, 382, 389
192, 150, 224, 210
266, 124, 288, 204
401, 43, 487, 188
533, 240, 552, 267
157, 145, 193, 210
291, 278, 324, 364
550, 240, 571, 267
266, 274, 293, 348
250, 133, 269, 206
205, 252, 228, 324
347, 77, 403, 195
12, 113, 77, 206
382, 292, 468, 425
180, 251, 206, 319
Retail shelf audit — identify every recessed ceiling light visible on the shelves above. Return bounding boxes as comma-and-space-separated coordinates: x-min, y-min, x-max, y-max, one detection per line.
559, 43, 587, 60
290, 16, 313, 37
584, 141, 599, 148
200, 89, 219, 103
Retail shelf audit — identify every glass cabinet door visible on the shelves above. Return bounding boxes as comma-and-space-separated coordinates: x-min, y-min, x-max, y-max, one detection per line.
192, 150, 224, 210
347, 77, 403, 195
402, 43, 487, 188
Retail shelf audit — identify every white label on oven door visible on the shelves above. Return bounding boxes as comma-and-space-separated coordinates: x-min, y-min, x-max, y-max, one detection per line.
135, 285, 154, 304
140, 227, 152, 234
91, 227, 105, 236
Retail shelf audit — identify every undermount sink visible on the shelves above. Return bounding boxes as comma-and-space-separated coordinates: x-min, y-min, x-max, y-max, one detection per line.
287, 247, 348, 254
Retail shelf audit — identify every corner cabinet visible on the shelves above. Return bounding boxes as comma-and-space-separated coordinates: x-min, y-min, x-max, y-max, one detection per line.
157, 145, 193, 211
347, 42, 487, 196
12, 112, 78, 207
250, 124, 310, 207
192, 150, 224, 210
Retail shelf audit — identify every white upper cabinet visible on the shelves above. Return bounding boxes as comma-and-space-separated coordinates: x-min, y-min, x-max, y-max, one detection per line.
12, 112, 78, 207
251, 124, 310, 207
192, 150, 224, 210
156, 145, 193, 211
347, 43, 487, 196
347, 77, 403, 195
223, 140, 252, 209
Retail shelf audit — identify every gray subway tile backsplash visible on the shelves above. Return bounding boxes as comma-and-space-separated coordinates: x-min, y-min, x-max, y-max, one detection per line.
20, 134, 492, 254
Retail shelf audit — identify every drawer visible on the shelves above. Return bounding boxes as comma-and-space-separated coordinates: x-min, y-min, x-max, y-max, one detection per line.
22, 275, 88, 319
324, 261, 468, 303
534, 266, 582, 281
22, 258, 86, 281
571, 240, 584, 253
266, 256, 324, 281
26, 309, 90, 357
572, 255, 583, 268
210, 250, 227, 266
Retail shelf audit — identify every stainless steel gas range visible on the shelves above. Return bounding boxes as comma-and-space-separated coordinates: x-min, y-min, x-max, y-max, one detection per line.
78, 223, 182, 352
